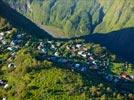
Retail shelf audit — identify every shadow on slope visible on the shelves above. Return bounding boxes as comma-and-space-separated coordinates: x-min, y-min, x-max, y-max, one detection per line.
0, 0, 53, 39
82, 28, 134, 63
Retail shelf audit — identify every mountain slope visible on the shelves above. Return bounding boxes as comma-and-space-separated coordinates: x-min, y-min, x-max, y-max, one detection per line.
95, 0, 134, 33
2, 0, 134, 38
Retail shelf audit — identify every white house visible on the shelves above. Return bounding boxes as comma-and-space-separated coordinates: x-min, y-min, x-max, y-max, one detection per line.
6, 30, 12, 34
8, 63, 16, 69
47, 40, 52, 44
0, 32, 4, 36
81, 53, 87, 58
130, 75, 134, 80
2, 40, 6, 45
51, 45, 56, 49
76, 44, 81, 48
7, 47, 13, 51
4, 84, 9, 89
2, 97, 6, 100
78, 51, 83, 55
54, 52, 59, 56
0, 36, 3, 40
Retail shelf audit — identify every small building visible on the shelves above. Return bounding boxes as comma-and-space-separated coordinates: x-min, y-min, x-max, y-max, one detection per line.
51, 45, 56, 49
129, 75, 134, 80
78, 51, 83, 55
7, 47, 13, 51
76, 44, 81, 48
8, 63, 16, 69
2, 97, 6, 100
10, 41, 16, 46
81, 53, 87, 58
75, 64, 80, 68
6, 30, 11, 34
66, 45, 70, 50
0, 32, 4, 36
81, 67, 87, 72
0, 36, 3, 40
16, 34, 22, 38
0, 80, 5, 86
54, 52, 59, 56
88, 56, 94, 61
4, 84, 9, 89
83, 47, 88, 51
87, 52, 91, 56
1, 40, 6, 45
47, 40, 52, 44
41, 48, 46, 53
120, 72, 129, 79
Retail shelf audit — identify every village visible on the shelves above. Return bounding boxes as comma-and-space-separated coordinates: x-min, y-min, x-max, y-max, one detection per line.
0, 29, 134, 99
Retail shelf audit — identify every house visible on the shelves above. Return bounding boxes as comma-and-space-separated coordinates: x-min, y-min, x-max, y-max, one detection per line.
37, 45, 42, 50
2, 97, 6, 100
87, 52, 91, 56
7, 47, 13, 51
0, 32, 4, 36
83, 47, 88, 51
80, 67, 87, 72
76, 44, 81, 48
47, 40, 52, 44
16, 34, 22, 38
88, 56, 94, 61
41, 48, 46, 53
120, 72, 129, 79
129, 75, 134, 80
11, 52, 16, 58
54, 52, 59, 56
81, 53, 87, 58
124, 62, 129, 69
66, 45, 70, 50
8, 63, 16, 69
4, 84, 9, 89
0, 36, 3, 40
56, 42, 61, 47
78, 51, 83, 55
75, 63, 80, 68
40, 42, 44, 46
0, 32, 4, 40
10, 41, 16, 46
0, 80, 5, 86
92, 61, 97, 65
6, 30, 11, 34
2, 40, 6, 45
51, 44, 56, 49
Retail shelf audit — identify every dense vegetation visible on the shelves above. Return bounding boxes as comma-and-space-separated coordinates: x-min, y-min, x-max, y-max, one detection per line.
3, 0, 134, 38
0, 16, 134, 100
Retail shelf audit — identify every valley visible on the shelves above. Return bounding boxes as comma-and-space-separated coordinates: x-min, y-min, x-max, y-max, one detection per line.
0, 0, 134, 99
0, 16, 134, 99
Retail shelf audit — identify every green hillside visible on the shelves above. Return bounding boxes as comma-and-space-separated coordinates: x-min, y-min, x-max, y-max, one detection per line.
0, 16, 11, 31
1, 1, 134, 99
2, 0, 134, 38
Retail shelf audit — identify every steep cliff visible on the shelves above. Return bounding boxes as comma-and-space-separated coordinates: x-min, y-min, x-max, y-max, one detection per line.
2, 0, 134, 38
